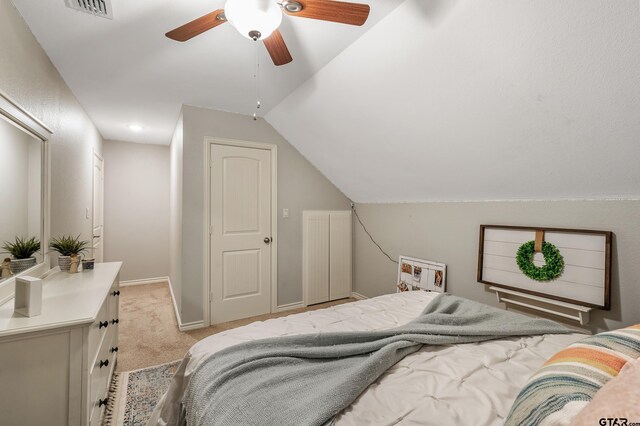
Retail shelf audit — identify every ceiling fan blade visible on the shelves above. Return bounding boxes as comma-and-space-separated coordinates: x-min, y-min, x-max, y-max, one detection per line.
165, 9, 227, 42
284, 0, 370, 26
263, 30, 293, 66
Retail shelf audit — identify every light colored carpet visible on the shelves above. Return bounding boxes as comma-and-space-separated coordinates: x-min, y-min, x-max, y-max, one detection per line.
116, 282, 356, 372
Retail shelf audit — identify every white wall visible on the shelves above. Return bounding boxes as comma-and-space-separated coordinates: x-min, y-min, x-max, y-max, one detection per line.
353, 200, 640, 333
172, 105, 350, 324
169, 114, 184, 313
267, 0, 640, 203
0, 0, 103, 258
103, 140, 170, 281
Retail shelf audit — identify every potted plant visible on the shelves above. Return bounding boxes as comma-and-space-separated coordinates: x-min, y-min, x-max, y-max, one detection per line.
2, 236, 41, 274
49, 235, 90, 272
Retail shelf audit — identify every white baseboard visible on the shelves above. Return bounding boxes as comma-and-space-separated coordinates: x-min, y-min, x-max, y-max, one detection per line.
351, 292, 368, 300
120, 276, 169, 287
275, 301, 305, 312
166, 277, 183, 329
179, 320, 205, 331
166, 278, 205, 331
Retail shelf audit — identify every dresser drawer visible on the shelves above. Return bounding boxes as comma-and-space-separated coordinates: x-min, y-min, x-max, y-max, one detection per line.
88, 326, 115, 426
88, 382, 108, 426
107, 280, 120, 335
103, 321, 118, 370
88, 375, 108, 426
87, 297, 110, 364
89, 341, 110, 407
88, 278, 120, 426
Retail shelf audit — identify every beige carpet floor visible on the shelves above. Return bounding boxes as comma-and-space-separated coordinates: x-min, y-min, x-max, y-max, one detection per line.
116, 282, 356, 372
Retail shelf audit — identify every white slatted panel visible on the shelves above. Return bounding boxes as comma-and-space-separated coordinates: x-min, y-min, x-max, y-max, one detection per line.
303, 212, 330, 305
481, 228, 607, 306
329, 211, 352, 300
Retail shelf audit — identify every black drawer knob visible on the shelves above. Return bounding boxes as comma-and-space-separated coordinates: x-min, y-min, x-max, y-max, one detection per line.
110, 346, 119, 353
99, 397, 109, 407
99, 359, 109, 368
111, 318, 119, 325
112, 290, 120, 296
99, 321, 109, 329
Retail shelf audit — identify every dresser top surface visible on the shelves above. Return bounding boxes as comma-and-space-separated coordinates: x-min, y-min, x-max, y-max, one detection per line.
0, 262, 122, 338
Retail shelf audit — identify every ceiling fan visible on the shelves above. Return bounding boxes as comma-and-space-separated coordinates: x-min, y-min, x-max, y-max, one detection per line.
165, 0, 371, 66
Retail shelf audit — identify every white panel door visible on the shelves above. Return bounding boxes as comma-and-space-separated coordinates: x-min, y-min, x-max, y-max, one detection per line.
329, 211, 352, 300
303, 212, 330, 305
92, 153, 104, 262
210, 144, 272, 324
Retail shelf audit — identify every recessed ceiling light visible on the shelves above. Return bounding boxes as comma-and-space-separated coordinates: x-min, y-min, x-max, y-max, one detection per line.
127, 124, 143, 132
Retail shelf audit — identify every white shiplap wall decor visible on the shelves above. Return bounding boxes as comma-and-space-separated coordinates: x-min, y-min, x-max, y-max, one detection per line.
477, 225, 612, 309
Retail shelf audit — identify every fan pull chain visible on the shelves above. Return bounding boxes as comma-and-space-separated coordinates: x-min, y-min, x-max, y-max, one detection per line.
253, 42, 261, 121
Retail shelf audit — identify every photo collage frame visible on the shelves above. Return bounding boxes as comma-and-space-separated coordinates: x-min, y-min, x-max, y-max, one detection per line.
397, 255, 447, 293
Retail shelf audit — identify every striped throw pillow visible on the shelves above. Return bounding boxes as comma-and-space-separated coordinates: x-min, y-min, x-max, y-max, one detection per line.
505, 324, 640, 426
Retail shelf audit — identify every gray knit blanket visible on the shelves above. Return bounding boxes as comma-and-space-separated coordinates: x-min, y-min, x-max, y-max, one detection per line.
183, 294, 573, 426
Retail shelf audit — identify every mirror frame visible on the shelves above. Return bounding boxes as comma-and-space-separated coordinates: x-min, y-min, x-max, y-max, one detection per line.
0, 91, 52, 305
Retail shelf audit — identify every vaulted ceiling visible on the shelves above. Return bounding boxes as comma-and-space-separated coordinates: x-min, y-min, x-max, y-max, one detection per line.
12, 0, 403, 145
266, 0, 640, 202
12, 0, 640, 202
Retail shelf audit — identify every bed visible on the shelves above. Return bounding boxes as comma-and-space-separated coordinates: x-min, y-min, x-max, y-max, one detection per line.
150, 228, 638, 426
149, 291, 586, 425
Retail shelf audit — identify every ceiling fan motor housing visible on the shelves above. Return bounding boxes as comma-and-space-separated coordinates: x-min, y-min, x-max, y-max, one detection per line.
282, 1, 303, 13
166, 0, 371, 66
225, 0, 283, 40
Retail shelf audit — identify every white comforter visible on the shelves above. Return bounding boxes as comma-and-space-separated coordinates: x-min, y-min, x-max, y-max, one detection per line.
150, 291, 584, 426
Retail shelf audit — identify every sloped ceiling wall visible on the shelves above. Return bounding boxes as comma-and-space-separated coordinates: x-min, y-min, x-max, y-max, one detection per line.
266, 0, 640, 203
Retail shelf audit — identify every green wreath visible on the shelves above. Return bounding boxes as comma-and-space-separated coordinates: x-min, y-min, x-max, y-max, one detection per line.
516, 241, 565, 281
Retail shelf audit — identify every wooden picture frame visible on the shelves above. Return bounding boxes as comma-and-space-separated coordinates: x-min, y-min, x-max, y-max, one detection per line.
477, 225, 612, 310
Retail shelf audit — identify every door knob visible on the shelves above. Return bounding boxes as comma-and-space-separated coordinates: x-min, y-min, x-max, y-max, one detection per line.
264, 237, 272, 244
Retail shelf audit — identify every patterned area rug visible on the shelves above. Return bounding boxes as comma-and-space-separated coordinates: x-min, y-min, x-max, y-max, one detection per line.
103, 360, 181, 426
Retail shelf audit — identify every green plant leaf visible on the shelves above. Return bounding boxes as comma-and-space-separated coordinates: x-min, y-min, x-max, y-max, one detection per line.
2, 236, 41, 259
49, 235, 90, 257
515, 240, 565, 282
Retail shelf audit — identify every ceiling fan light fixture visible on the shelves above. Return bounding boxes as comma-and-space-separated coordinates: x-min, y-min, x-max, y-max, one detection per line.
225, 0, 282, 40
282, 1, 303, 13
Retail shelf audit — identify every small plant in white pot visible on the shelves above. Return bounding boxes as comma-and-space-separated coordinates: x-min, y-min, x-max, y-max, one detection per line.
2, 236, 41, 274
49, 235, 90, 272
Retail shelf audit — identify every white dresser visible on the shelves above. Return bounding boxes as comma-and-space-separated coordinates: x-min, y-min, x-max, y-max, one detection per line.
0, 262, 122, 426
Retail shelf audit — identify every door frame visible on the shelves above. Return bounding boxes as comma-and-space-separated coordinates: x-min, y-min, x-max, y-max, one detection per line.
92, 150, 104, 262
203, 137, 278, 327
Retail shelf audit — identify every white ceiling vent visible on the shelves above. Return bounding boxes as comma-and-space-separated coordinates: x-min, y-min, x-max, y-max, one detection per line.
65, 0, 113, 19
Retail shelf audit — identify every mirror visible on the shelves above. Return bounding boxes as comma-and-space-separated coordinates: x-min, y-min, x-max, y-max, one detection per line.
0, 116, 43, 283
0, 92, 51, 291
